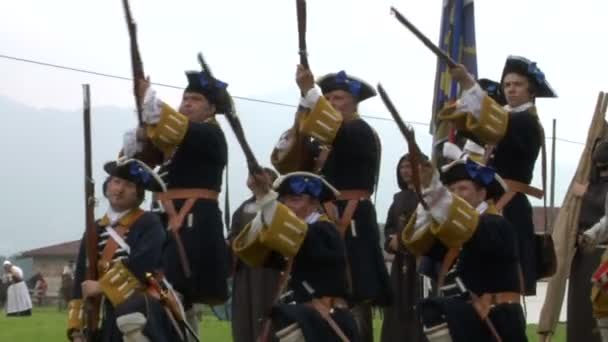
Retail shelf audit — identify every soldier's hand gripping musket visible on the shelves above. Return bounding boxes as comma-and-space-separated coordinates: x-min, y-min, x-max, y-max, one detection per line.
271, 0, 317, 174
121, 0, 163, 167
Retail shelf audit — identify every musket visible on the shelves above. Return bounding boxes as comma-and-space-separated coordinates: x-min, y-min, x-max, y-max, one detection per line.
455, 278, 503, 342
146, 273, 200, 342
377, 84, 429, 210
82, 84, 100, 341
197, 53, 262, 176
121, 1, 188, 275
121, 0, 163, 167
296, 0, 308, 69
390, 7, 457, 68
122, 0, 145, 124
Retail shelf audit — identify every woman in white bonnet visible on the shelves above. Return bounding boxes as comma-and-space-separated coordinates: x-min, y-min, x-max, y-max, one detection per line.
3, 260, 32, 316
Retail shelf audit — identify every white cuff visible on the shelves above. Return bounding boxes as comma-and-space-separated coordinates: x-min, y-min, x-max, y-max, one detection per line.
244, 191, 278, 214
413, 204, 432, 232
122, 128, 143, 158
142, 87, 162, 124
456, 82, 484, 120
299, 87, 322, 109
246, 194, 279, 242
422, 171, 453, 225
584, 216, 608, 244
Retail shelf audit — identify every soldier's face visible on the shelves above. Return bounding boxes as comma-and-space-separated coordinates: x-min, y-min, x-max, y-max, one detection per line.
106, 176, 140, 212
503, 73, 533, 108
281, 194, 318, 220
448, 180, 486, 208
179, 92, 216, 123
324, 90, 357, 117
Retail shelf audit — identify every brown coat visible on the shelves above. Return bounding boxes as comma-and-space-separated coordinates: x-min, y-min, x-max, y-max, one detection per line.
229, 197, 281, 342
380, 189, 426, 342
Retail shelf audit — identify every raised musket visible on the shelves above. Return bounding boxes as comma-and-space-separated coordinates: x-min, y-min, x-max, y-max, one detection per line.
197, 53, 263, 175
390, 7, 457, 68
121, 0, 163, 167
270, 0, 315, 174
296, 0, 309, 69
377, 84, 429, 210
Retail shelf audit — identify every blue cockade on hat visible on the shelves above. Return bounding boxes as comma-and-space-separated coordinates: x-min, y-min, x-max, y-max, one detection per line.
129, 162, 151, 185
527, 62, 545, 85
464, 159, 495, 186
198, 72, 228, 90
335, 70, 361, 97
288, 176, 322, 198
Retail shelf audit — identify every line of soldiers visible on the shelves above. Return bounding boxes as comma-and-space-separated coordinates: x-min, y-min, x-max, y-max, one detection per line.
63, 51, 607, 342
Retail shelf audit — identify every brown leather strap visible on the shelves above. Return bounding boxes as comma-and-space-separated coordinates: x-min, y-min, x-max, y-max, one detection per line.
305, 298, 351, 342
323, 200, 359, 238
155, 189, 217, 280
495, 180, 544, 211
162, 198, 197, 234
504, 180, 544, 199
494, 190, 517, 212
335, 190, 371, 201
97, 210, 145, 274
437, 247, 460, 289
322, 201, 357, 293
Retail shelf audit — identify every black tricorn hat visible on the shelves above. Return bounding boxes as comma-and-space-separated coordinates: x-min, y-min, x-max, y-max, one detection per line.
501, 55, 557, 98
317, 70, 376, 103
103, 158, 166, 193
440, 157, 507, 201
184, 71, 233, 115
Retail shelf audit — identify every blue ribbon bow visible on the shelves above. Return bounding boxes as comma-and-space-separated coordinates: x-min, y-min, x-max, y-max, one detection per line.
198, 72, 229, 91
129, 163, 151, 185
527, 62, 545, 85
335, 70, 361, 97
288, 176, 322, 198
464, 159, 495, 186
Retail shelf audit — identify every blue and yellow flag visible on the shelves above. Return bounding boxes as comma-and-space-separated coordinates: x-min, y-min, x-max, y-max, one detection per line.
430, 0, 477, 144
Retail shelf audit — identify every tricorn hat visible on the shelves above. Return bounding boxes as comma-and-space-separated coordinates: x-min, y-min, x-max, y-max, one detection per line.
317, 70, 376, 103
501, 55, 557, 98
103, 158, 166, 193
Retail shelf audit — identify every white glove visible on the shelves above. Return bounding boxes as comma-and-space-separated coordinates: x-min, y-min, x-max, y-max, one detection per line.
456, 82, 485, 119
299, 87, 322, 109
122, 128, 143, 158
141, 87, 162, 124
422, 170, 453, 225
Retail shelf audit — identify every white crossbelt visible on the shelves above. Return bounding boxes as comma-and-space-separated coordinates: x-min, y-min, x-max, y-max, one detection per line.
105, 226, 131, 255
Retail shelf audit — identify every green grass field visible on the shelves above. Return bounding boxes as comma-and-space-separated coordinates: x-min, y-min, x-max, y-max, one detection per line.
0, 307, 566, 341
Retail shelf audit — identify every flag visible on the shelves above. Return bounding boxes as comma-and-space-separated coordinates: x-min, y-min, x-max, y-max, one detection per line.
430, 0, 477, 160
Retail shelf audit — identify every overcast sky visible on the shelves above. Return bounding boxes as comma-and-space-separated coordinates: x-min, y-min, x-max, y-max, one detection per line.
0, 0, 606, 255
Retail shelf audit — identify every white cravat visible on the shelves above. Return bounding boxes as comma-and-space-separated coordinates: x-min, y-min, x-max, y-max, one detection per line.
504, 102, 534, 113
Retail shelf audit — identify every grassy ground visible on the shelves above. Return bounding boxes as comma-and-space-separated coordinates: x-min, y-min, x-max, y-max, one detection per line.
0, 307, 567, 341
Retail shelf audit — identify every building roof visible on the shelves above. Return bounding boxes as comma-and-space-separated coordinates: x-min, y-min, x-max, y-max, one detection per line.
20, 240, 80, 258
